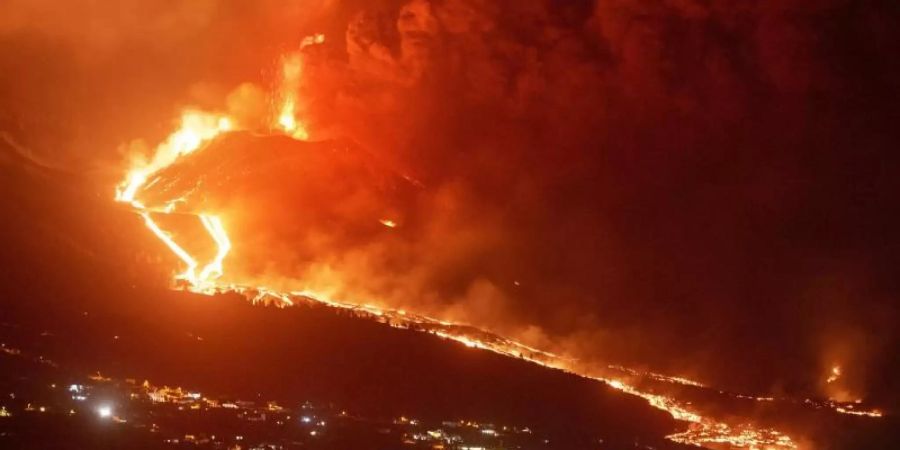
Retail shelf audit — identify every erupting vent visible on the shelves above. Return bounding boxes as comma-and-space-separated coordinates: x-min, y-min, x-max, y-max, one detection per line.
113, 35, 882, 450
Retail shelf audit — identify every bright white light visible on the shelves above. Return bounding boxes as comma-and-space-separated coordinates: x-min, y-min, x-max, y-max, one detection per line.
301, 416, 312, 423
97, 406, 112, 418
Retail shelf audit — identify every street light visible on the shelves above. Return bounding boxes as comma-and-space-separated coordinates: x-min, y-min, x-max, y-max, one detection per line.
97, 405, 112, 419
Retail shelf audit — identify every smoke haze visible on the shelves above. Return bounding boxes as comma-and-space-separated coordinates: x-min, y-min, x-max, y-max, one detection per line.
2, 0, 899, 405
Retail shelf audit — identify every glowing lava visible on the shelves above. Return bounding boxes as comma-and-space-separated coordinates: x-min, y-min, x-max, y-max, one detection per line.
114, 38, 882, 450
826, 365, 841, 384
276, 33, 324, 140
117, 110, 234, 293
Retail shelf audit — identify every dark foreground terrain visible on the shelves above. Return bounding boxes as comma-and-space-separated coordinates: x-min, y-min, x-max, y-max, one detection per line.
2, 138, 899, 449
0, 135, 688, 449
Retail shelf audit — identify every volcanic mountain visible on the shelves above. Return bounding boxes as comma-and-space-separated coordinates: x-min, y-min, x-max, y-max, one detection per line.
1, 133, 687, 449
2, 134, 899, 449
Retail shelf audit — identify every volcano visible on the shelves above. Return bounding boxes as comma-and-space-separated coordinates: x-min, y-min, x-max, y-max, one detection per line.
3, 134, 900, 449
0, 134, 683, 448
4, 0, 900, 447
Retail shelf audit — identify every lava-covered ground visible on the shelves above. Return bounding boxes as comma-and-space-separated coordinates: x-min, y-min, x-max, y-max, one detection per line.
2, 135, 899, 449
1, 135, 686, 449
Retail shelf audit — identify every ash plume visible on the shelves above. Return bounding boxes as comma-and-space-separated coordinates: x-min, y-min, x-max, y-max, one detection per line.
3, 0, 899, 405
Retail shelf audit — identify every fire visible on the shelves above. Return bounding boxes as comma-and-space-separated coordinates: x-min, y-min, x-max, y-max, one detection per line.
277, 95, 305, 139
116, 110, 235, 293
114, 37, 884, 450
276, 33, 324, 140
834, 405, 882, 418
277, 54, 306, 140
139, 212, 200, 282
826, 365, 841, 384
116, 111, 233, 205
197, 215, 231, 282
115, 35, 326, 292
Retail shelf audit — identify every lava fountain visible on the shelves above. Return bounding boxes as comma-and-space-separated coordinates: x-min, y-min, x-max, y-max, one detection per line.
113, 37, 883, 450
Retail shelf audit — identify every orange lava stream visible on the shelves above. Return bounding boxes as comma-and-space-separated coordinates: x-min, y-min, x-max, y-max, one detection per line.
117, 111, 234, 292
113, 117, 801, 448
113, 40, 880, 450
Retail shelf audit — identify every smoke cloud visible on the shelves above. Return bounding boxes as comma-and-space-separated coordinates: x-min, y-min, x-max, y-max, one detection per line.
3, 0, 899, 404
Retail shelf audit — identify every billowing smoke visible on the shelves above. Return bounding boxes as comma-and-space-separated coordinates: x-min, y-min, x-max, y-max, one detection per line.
3, 0, 898, 404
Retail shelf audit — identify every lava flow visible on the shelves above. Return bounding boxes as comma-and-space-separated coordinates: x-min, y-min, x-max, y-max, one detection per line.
113, 41, 882, 450
116, 110, 234, 293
